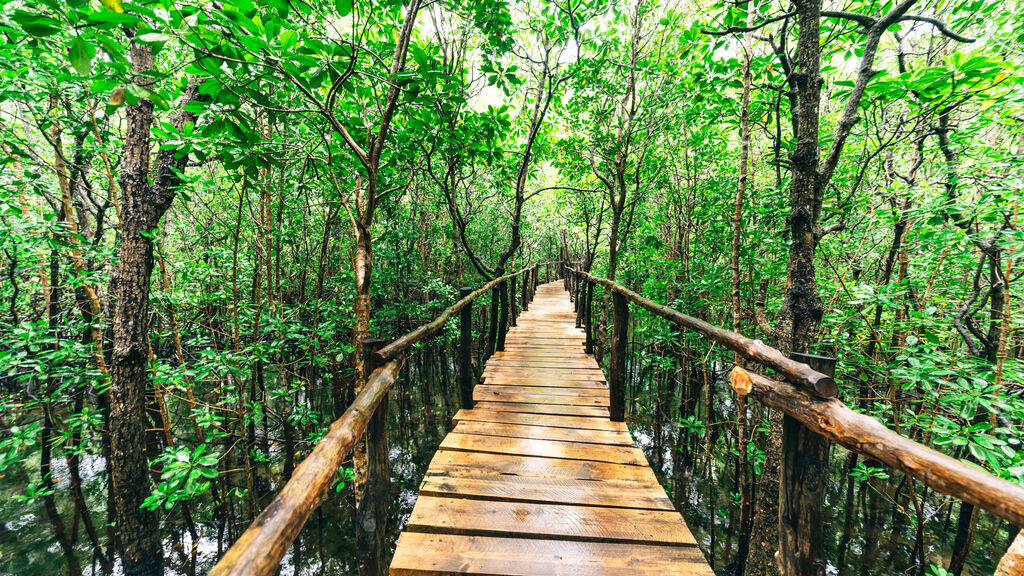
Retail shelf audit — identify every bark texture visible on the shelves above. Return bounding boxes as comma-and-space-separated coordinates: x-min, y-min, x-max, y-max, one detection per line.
108, 39, 200, 575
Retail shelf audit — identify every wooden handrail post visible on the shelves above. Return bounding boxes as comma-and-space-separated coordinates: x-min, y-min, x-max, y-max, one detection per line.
778, 353, 835, 576
574, 269, 580, 303
584, 280, 594, 354
496, 279, 509, 352
521, 270, 529, 311
609, 290, 628, 422
510, 275, 518, 327
484, 286, 499, 359
458, 287, 474, 410
356, 337, 389, 576
575, 272, 585, 327
533, 265, 538, 295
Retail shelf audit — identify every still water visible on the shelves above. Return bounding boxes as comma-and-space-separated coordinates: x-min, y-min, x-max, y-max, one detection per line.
0, 353, 1011, 575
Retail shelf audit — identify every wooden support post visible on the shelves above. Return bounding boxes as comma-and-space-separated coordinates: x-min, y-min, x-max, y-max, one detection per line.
484, 286, 499, 359
458, 287, 473, 410
778, 353, 835, 576
533, 265, 538, 294
575, 272, 586, 327
609, 290, 628, 422
356, 338, 389, 576
509, 275, 517, 327
521, 271, 529, 311
584, 280, 594, 354
496, 280, 509, 352
570, 270, 577, 307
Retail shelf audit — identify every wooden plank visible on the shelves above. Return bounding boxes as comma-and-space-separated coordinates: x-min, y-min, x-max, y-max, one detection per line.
497, 343, 585, 349
427, 450, 659, 483
474, 389, 610, 407
453, 420, 629, 446
485, 360, 602, 370
505, 331, 584, 337
505, 330, 585, 334
483, 368, 605, 378
453, 409, 627, 432
497, 342, 584, 348
473, 401, 609, 417
483, 370, 606, 381
495, 351, 591, 357
476, 384, 608, 397
480, 377, 608, 389
504, 328, 578, 332
489, 353, 597, 362
418, 474, 674, 511
390, 533, 715, 576
440, 433, 647, 466
493, 349, 591, 356
406, 496, 696, 546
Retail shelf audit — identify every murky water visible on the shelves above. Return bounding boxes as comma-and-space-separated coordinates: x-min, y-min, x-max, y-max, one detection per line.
625, 354, 1010, 576
0, 345, 461, 576
0, 344, 1012, 575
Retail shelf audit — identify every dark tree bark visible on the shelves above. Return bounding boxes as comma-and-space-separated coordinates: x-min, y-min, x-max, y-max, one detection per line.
107, 38, 201, 575
746, 0, 933, 572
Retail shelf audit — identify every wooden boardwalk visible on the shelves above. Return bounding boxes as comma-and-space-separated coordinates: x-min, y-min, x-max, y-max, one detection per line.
390, 282, 713, 575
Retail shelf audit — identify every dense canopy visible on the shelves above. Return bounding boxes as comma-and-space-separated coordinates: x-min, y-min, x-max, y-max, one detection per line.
0, 0, 1022, 574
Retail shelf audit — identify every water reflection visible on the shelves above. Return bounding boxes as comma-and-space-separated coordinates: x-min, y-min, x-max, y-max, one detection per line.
0, 345, 459, 576
626, 355, 1006, 576
0, 346, 1011, 575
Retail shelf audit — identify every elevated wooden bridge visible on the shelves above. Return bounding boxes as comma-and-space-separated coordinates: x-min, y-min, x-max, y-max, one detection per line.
390, 283, 713, 575
210, 263, 1024, 576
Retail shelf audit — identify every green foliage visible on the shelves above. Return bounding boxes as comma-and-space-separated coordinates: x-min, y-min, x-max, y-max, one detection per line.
143, 444, 220, 511
0, 0, 1022, 572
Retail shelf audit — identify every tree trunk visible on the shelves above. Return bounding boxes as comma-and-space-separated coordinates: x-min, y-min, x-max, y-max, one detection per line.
731, 1, 756, 569
107, 39, 166, 576
108, 39, 200, 575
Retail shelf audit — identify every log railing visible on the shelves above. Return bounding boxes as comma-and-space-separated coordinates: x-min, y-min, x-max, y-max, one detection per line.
567, 266, 1024, 573
209, 264, 542, 576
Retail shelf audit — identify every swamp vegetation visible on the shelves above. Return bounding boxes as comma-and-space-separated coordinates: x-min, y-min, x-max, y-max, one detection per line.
0, 0, 1022, 574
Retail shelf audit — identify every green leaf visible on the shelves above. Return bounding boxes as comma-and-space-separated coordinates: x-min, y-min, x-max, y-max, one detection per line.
335, 0, 352, 17
69, 36, 92, 76
279, 29, 297, 49
12, 12, 62, 37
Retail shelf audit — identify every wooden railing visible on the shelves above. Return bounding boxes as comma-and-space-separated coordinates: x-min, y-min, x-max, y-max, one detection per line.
209, 264, 542, 576
567, 266, 1024, 573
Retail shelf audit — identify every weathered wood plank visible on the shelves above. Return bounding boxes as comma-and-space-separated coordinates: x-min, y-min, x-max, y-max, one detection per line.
419, 474, 674, 511
426, 450, 659, 484
472, 401, 609, 417
484, 361, 602, 370
479, 377, 608, 389
452, 420, 629, 445
453, 409, 626, 431
482, 369, 606, 382
475, 384, 609, 398
390, 533, 715, 576
440, 433, 647, 466
473, 389, 610, 407
406, 496, 697, 546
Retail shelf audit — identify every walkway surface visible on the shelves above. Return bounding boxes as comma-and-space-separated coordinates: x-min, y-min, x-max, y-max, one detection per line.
390, 282, 714, 575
